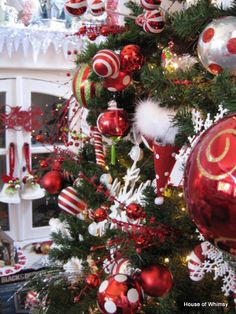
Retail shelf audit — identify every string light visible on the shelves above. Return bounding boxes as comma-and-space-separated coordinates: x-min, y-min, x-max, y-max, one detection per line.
164, 257, 170, 263
178, 192, 183, 197
181, 207, 186, 212
185, 255, 190, 262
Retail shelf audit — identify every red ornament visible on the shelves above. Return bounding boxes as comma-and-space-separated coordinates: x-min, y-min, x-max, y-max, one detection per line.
100, 25, 110, 36
135, 14, 144, 27
104, 71, 132, 92
92, 49, 120, 78
86, 274, 100, 288
35, 134, 45, 143
64, 0, 87, 17
188, 242, 209, 281
39, 160, 48, 168
184, 114, 236, 257
111, 258, 131, 275
79, 25, 87, 35
97, 274, 143, 313
97, 107, 129, 137
143, 10, 165, 34
93, 207, 108, 222
58, 186, 87, 216
120, 45, 144, 73
88, 32, 97, 41
140, 264, 173, 297
41, 171, 63, 194
72, 64, 101, 107
90, 0, 105, 16
126, 203, 143, 220
140, 0, 161, 10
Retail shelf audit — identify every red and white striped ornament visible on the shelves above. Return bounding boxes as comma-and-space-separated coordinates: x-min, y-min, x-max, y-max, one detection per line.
143, 10, 165, 34
58, 186, 87, 216
64, 0, 87, 17
188, 242, 209, 282
111, 258, 131, 275
91, 127, 105, 167
140, 0, 161, 10
92, 49, 120, 78
25, 291, 40, 308
90, 0, 105, 16
62, 170, 76, 184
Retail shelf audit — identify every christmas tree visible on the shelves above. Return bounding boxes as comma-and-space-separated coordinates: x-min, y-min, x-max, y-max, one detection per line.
26, 0, 236, 313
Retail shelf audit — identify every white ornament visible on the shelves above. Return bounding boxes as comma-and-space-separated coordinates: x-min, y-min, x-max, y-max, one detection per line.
63, 257, 84, 273
100, 173, 113, 188
49, 218, 71, 238
128, 145, 143, 162
88, 221, 107, 237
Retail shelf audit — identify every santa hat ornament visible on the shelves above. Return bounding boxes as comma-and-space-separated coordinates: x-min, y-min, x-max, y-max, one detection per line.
0, 143, 20, 204
134, 99, 179, 205
21, 143, 45, 200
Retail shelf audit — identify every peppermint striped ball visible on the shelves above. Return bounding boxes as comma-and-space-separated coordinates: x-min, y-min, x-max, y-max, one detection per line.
111, 258, 131, 275
140, 0, 161, 10
90, 0, 105, 16
143, 10, 165, 34
58, 187, 87, 216
64, 0, 87, 17
92, 49, 120, 78
188, 242, 209, 281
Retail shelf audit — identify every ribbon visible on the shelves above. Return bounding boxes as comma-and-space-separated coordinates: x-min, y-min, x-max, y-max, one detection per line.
9, 143, 15, 178
23, 143, 31, 174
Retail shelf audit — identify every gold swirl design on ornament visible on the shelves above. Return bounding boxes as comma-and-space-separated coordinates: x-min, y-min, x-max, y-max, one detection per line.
197, 128, 236, 180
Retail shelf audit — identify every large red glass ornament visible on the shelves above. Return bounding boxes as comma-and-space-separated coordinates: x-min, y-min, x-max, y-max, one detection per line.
140, 264, 173, 297
97, 274, 143, 313
41, 171, 63, 194
184, 114, 236, 257
104, 71, 131, 92
64, 0, 87, 17
120, 45, 145, 73
97, 108, 129, 137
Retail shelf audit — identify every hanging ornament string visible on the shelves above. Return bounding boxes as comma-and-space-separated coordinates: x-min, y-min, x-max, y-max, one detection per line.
23, 143, 31, 174
9, 142, 15, 179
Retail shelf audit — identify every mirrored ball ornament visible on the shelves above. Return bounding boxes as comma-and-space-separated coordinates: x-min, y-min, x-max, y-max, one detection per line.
198, 16, 236, 75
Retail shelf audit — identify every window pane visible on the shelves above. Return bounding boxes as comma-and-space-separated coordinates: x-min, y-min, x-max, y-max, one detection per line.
0, 156, 9, 231
32, 153, 60, 228
32, 196, 60, 227
0, 93, 6, 148
31, 93, 66, 145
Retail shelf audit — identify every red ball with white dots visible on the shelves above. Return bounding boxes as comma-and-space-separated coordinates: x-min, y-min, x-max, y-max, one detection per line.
104, 71, 131, 92
64, 0, 87, 17
198, 16, 236, 76
140, 0, 161, 10
90, 0, 105, 16
97, 274, 143, 314
143, 10, 165, 34
92, 49, 120, 78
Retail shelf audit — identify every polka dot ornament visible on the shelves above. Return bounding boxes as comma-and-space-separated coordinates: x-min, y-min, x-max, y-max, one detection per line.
198, 16, 236, 75
97, 274, 143, 313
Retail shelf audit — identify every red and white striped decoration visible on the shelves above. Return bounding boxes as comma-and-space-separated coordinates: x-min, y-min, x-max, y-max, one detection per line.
143, 10, 165, 34
140, 0, 161, 10
188, 242, 209, 282
92, 49, 120, 78
63, 170, 76, 184
64, 0, 88, 17
111, 258, 131, 275
58, 187, 87, 216
25, 291, 40, 308
92, 127, 105, 167
90, 0, 105, 16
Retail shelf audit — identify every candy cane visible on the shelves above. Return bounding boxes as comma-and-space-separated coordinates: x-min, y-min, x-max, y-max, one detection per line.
92, 127, 105, 167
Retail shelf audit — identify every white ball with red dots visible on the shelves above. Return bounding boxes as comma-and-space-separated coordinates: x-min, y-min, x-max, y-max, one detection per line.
92, 49, 120, 78
104, 71, 131, 92
143, 10, 165, 34
198, 16, 236, 76
64, 0, 88, 17
90, 0, 105, 16
140, 0, 161, 10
